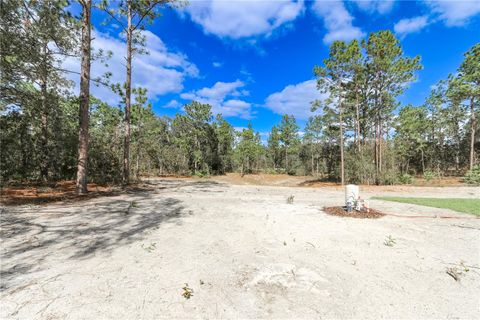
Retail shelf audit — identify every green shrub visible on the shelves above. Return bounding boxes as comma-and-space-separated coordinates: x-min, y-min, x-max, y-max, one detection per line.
195, 169, 210, 178
263, 168, 278, 175
345, 151, 376, 185
464, 165, 480, 185
398, 173, 414, 184
379, 170, 399, 185
423, 170, 439, 181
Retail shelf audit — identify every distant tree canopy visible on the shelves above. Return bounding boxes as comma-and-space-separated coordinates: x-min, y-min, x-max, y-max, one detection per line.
0, 2, 478, 187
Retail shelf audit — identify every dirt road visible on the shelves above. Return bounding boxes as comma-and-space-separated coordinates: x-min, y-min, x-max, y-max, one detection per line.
1, 178, 479, 319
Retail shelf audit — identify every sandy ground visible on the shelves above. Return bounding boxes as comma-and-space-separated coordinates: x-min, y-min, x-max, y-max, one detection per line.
1, 178, 479, 319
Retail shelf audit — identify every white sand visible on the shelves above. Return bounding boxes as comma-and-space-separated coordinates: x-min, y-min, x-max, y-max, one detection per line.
1, 179, 479, 319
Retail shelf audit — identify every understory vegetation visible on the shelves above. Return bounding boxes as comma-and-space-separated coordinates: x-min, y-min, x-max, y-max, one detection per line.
1, 1, 478, 190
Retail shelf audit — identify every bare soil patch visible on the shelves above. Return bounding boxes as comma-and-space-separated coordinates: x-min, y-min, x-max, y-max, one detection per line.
324, 206, 385, 219
1, 179, 479, 319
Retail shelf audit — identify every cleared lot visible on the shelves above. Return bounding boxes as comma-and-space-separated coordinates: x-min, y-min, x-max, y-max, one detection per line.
1, 178, 479, 319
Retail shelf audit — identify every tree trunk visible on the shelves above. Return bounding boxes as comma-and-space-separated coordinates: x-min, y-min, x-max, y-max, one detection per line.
421, 148, 425, 173
311, 150, 314, 175
469, 97, 476, 170
355, 88, 361, 151
136, 108, 142, 180
76, 0, 91, 194
379, 119, 383, 175
40, 75, 49, 182
339, 102, 345, 185
123, 0, 132, 184
38, 35, 51, 183
374, 118, 380, 184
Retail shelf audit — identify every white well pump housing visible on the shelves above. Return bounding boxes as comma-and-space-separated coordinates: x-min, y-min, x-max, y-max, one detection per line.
345, 184, 359, 206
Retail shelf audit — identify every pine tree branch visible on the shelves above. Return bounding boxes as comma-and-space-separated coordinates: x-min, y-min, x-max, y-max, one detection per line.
100, 7, 127, 32
133, 1, 166, 31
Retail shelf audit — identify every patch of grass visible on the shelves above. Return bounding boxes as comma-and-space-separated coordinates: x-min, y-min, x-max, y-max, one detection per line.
373, 197, 480, 216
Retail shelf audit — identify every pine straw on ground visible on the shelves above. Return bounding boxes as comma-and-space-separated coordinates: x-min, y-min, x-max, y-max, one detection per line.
323, 206, 385, 219
0, 181, 155, 206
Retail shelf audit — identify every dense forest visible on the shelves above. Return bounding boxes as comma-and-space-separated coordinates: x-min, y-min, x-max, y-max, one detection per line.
1, 1, 479, 193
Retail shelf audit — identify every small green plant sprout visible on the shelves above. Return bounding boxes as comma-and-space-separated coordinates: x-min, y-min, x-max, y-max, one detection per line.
287, 195, 295, 204
126, 201, 138, 215
141, 242, 156, 253
384, 235, 396, 247
460, 261, 470, 272
182, 283, 194, 299
283, 240, 287, 246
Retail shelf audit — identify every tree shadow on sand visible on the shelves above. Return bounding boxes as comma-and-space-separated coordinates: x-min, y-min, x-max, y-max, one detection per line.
145, 178, 227, 192
0, 192, 187, 291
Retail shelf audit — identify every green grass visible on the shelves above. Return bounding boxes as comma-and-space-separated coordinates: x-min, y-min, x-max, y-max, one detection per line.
372, 197, 480, 216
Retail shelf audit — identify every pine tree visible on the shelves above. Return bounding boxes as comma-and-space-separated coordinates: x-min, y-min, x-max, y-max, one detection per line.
278, 115, 299, 174
362, 31, 422, 183
1, 0, 78, 182
448, 44, 479, 170
313, 41, 356, 184
98, 0, 181, 184
76, 0, 92, 194
236, 124, 263, 175
214, 114, 235, 174
267, 125, 281, 171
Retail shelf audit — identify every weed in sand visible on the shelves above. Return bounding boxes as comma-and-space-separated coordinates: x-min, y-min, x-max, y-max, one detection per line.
141, 242, 157, 253
384, 235, 396, 247
182, 283, 194, 299
287, 195, 295, 204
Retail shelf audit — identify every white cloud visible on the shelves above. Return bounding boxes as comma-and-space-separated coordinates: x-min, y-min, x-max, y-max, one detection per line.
425, 0, 480, 26
354, 0, 396, 14
163, 99, 181, 109
312, 0, 365, 44
264, 80, 326, 120
212, 61, 223, 68
63, 30, 198, 105
183, 0, 305, 40
394, 15, 429, 37
180, 80, 253, 119
233, 126, 247, 132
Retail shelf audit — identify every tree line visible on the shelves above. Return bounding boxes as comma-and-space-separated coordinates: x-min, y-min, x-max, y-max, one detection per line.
312, 32, 479, 185
1, 1, 479, 192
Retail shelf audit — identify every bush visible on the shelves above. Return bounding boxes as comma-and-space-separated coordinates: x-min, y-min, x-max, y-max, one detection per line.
464, 165, 480, 185
345, 151, 376, 185
262, 168, 278, 175
379, 170, 399, 185
195, 168, 210, 178
398, 173, 414, 185
423, 170, 439, 182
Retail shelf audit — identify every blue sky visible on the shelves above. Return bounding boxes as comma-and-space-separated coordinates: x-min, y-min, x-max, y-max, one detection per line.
67, 0, 480, 135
